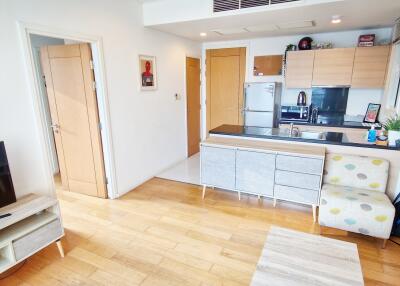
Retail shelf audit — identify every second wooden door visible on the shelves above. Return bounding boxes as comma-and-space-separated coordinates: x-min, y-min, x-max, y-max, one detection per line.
40, 44, 107, 198
186, 57, 201, 157
206, 48, 246, 133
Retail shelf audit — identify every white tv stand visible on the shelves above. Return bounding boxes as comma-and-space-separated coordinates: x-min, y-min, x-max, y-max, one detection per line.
0, 194, 64, 273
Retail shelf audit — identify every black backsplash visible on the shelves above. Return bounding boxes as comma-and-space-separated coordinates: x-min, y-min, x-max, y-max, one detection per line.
311, 87, 349, 124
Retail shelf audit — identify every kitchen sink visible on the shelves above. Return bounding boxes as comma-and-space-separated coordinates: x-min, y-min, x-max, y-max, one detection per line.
299, 131, 326, 140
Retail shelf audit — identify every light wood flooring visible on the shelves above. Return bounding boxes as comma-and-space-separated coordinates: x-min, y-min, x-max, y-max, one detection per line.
1, 178, 399, 285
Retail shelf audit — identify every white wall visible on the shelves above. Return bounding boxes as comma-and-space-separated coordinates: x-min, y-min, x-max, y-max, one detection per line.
143, 0, 212, 26
202, 28, 392, 128
0, 0, 200, 198
382, 43, 400, 118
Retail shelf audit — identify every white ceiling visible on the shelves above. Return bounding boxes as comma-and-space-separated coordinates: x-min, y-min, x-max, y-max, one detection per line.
144, 0, 400, 41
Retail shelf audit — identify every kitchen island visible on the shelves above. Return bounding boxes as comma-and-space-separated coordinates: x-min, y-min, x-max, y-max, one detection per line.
201, 125, 400, 210
210, 124, 399, 150
201, 135, 326, 222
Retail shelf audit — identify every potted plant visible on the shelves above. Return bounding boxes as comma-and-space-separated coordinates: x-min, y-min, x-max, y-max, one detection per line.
383, 116, 400, 147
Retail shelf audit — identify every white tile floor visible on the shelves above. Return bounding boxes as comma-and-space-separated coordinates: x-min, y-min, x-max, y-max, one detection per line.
156, 153, 200, 185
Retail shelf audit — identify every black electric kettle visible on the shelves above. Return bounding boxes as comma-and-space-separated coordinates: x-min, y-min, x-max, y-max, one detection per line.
297, 91, 307, 106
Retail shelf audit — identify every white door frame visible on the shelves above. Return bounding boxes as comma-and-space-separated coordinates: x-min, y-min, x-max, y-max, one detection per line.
17, 22, 118, 199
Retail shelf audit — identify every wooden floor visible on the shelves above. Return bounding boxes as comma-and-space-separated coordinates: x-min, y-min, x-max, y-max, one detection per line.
1, 178, 399, 285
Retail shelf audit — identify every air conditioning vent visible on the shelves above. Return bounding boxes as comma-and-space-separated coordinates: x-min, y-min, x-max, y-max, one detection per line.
241, 0, 268, 9
214, 0, 301, 13
213, 0, 240, 12
270, 0, 299, 4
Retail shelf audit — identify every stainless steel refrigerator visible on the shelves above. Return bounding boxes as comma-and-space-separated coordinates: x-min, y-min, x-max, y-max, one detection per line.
243, 82, 282, 128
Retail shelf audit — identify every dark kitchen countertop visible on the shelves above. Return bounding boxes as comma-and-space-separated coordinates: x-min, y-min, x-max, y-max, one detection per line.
279, 120, 382, 130
209, 125, 400, 151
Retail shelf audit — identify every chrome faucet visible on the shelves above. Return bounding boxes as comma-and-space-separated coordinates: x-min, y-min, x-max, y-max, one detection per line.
289, 123, 300, 137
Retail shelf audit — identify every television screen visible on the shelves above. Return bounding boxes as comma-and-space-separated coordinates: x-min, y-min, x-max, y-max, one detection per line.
0, 142, 16, 208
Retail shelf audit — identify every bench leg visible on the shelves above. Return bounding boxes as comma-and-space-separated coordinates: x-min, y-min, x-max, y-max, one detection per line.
56, 239, 64, 258
273, 198, 277, 207
312, 205, 317, 223
237, 191, 241, 201
382, 239, 387, 249
202, 185, 206, 200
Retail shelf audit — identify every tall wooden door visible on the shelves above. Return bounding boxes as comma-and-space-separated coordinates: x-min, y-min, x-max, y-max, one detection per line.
186, 57, 201, 157
40, 44, 107, 198
206, 48, 246, 133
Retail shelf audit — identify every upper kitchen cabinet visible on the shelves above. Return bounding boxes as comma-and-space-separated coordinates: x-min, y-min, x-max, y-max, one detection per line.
351, 46, 391, 88
312, 48, 355, 86
285, 50, 315, 88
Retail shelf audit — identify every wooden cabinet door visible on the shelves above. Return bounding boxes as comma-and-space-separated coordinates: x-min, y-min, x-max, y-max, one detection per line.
285, 50, 315, 88
312, 48, 355, 86
351, 46, 391, 88
200, 146, 235, 190
235, 150, 275, 196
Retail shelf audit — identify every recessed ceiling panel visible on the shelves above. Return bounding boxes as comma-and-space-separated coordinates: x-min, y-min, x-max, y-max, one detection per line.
277, 20, 315, 29
245, 24, 278, 32
213, 28, 249, 35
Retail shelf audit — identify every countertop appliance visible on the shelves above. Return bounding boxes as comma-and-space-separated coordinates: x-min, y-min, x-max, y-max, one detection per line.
280, 105, 310, 123
243, 82, 282, 128
297, 91, 307, 106
0, 141, 16, 208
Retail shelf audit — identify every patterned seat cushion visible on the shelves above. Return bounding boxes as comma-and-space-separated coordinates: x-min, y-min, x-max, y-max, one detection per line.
324, 154, 389, 193
319, 184, 395, 239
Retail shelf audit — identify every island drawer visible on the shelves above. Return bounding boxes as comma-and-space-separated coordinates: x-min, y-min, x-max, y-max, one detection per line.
274, 185, 319, 205
13, 219, 63, 261
275, 170, 321, 191
276, 155, 323, 175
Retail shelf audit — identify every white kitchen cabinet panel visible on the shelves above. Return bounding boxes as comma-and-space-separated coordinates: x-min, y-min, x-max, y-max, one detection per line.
276, 155, 323, 175
201, 137, 326, 216
201, 146, 236, 190
275, 170, 321, 191
274, 185, 319, 205
236, 150, 275, 196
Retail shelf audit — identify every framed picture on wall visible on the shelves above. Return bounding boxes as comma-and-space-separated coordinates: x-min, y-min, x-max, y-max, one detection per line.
363, 103, 381, 123
139, 55, 157, 91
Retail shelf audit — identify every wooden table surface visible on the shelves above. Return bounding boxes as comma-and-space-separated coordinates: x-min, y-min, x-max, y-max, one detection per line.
251, 226, 364, 286
203, 136, 326, 158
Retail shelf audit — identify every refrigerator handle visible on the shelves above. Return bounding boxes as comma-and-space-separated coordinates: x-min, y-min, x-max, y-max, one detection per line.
242, 88, 247, 114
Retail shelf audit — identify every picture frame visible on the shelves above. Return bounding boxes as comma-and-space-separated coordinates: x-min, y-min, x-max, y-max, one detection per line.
363, 103, 381, 123
139, 55, 157, 91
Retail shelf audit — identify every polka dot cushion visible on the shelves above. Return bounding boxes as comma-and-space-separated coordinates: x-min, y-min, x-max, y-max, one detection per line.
324, 154, 389, 193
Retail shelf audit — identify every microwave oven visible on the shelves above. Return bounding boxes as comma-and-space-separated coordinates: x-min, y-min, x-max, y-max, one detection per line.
280, 105, 310, 122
